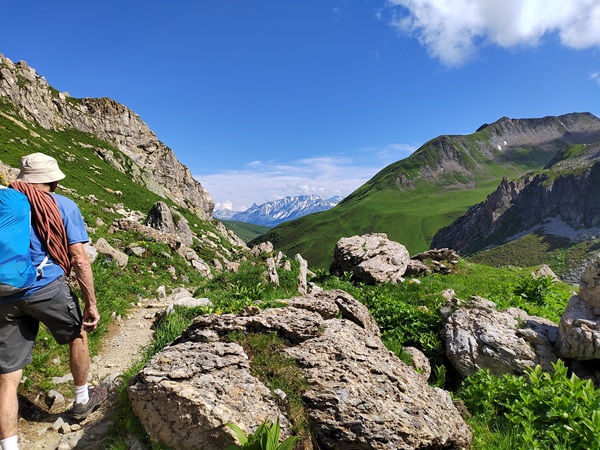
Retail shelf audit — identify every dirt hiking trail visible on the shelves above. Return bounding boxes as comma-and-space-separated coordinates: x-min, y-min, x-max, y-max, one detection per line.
17, 302, 164, 450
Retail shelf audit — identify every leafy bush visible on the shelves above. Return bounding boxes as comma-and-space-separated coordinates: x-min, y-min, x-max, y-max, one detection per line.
513, 275, 555, 304
458, 360, 600, 449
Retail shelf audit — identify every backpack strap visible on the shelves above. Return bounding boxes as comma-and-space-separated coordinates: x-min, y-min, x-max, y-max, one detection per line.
36, 255, 50, 278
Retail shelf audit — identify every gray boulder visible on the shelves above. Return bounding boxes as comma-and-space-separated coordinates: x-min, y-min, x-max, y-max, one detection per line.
265, 257, 279, 286
295, 253, 309, 294
251, 241, 274, 257
330, 233, 410, 284
129, 289, 471, 450
556, 258, 600, 360
128, 340, 286, 450
174, 214, 194, 247
93, 238, 128, 268
146, 201, 194, 246
443, 296, 558, 377
146, 201, 176, 234
177, 246, 212, 279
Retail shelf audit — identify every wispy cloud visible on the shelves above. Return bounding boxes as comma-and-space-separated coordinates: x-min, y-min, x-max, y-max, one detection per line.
386, 0, 600, 66
591, 71, 600, 86
195, 145, 416, 211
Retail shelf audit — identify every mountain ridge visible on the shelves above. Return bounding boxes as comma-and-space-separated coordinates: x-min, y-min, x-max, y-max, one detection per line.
431, 140, 600, 257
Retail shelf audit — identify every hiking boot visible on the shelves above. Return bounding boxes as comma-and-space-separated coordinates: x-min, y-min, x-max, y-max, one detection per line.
69, 385, 108, 421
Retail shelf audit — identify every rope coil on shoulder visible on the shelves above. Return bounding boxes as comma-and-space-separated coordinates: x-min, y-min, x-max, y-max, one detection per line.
10, 181, 72, 276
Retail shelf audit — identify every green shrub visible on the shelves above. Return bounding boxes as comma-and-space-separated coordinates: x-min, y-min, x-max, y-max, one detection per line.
513, 275, 555, 304
458, 360, 600, 449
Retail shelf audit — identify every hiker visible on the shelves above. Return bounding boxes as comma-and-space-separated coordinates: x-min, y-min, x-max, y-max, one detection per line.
0, 153, 107, 450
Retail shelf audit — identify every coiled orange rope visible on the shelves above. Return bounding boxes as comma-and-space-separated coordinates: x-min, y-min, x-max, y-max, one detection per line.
10, 181, 71, 276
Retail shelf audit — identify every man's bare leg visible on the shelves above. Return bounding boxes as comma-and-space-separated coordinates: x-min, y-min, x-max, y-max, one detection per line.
69, 332, 89, 403
0, 370, 22, 441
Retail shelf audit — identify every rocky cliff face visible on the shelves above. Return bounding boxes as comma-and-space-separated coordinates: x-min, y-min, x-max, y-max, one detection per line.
431, 141, 600, 254
0, 53, 213, 218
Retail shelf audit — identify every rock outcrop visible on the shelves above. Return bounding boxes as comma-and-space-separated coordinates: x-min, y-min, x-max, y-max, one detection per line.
146, 201, 194, 246
129, 289, 472, 450
0, 53, 213, 218
330, 234, 460, 284
441, 258, 600, 385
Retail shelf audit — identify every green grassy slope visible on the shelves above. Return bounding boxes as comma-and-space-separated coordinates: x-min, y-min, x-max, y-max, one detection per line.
0, 96, 245, 397
254, 123, 592, 270
0, 98, 233, 262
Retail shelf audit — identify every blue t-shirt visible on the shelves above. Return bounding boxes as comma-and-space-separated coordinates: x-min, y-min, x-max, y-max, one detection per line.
25, 193, 89, 296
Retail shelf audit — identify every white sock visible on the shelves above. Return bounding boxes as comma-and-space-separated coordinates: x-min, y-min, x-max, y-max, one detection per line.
0, 435, 19, 450
74, 384, 89, 404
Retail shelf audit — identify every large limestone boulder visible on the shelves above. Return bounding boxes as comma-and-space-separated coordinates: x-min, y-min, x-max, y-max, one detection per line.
128, 340, 285, 450
129, 290, 472, 450
443, 296, 558, 377
146, 201, 176, 234
330, 233, 410, 284
556, 258, 600, 359
146, 201, 194, 246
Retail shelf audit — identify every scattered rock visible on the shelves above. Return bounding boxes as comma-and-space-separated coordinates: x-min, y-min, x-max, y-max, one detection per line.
94, 238, 129, 268
532, 264, 560, 282
295, 253, 308, 294
265, 257, 279, 286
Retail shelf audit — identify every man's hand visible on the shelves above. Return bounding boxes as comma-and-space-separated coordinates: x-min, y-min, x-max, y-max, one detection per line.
83, 305, 100, 331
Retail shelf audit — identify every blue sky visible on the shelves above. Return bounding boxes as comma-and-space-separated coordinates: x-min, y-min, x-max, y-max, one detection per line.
1, 1, 599, 211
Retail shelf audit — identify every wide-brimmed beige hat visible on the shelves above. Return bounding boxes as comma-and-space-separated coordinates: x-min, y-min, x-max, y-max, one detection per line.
17, 152, 66, 183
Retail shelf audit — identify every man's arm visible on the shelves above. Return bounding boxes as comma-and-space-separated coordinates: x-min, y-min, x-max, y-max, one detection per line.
69, 242, 100, 331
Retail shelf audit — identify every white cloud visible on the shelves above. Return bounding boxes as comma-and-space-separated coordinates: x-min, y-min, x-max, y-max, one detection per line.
196, 145, 416, 211
386, 0, 600, 66
591, 71, 600, 86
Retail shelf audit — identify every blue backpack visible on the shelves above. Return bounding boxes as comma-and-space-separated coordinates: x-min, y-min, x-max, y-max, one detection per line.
0, 186, 37, 297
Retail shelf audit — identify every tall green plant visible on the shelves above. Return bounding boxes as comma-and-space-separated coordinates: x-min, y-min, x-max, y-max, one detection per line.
513, 275, 555, 304
225, 419, 298, 450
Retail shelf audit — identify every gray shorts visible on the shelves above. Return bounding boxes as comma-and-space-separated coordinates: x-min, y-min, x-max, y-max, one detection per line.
0, 276, 84, 373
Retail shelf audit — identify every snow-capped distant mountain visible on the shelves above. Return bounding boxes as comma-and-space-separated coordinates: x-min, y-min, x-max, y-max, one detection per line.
212, 208, 239, 220
214, 195, 343, 227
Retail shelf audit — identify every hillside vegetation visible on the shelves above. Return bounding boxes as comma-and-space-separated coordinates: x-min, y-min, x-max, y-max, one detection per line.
254, 113, 600, 269
221, 219, 271, 243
